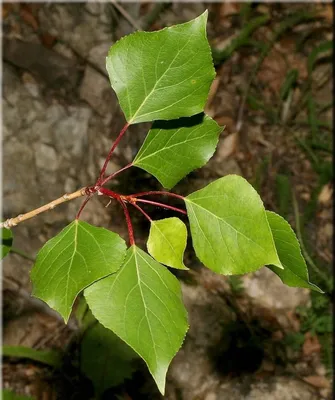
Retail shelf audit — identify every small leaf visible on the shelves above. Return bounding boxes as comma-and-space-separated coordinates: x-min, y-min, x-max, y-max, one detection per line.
185, 175, 283, 274
1, 227, 13, 259
133, 114, 222, 189
147, 217, 188, 270
2, 390, 34, 400
81, 323, 138, 395
31, 220, 127, 322
3, 346, 62, 368
106, 11, 215, 124
266, 211, 323, 293
85, 246, 188, 395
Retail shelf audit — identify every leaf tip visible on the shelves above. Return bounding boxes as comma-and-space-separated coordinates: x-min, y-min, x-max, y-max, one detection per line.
273, 261, 285, 270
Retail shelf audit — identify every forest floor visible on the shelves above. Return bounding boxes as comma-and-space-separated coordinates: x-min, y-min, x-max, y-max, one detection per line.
2, 3, 333, 400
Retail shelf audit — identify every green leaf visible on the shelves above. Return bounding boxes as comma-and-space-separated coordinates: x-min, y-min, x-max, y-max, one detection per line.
106, 11, 215, 124
266, 211, 323, 293
31, 220, 127, 322
133, 114, 222, 189
147, 217, 188, 270
185, 175, 283, 274
1, 227, 13, 259
2, 390, 34, 400
84, 246, 188, 395
81, 323, 138, 395
2, 345, 62, 368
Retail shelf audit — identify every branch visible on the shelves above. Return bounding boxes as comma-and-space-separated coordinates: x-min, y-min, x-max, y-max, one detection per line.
1, 188, 86, 229
110, 0, 142, 31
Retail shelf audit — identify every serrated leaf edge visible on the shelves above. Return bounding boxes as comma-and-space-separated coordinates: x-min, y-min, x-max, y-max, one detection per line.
266, 211, 324, 293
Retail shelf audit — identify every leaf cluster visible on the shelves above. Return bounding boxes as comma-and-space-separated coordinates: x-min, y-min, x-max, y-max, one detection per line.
1, 11, 323, 395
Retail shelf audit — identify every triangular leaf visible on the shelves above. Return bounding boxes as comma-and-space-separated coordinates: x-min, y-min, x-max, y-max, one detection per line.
1, 227, 13, 259
31, 220, 127, 322
266, 211, 323, 293
147, 217, 188, 270
81, 322, 138, 395
106, 11, 215, 124
133, 114, 222, 189
185, 175, 283, 274
84, 246, 188, 395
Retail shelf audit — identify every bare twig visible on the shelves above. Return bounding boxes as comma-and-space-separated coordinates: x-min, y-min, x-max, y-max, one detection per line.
110, 0, 142, 31
1, 188, 86, 229
142, 3, 171, 31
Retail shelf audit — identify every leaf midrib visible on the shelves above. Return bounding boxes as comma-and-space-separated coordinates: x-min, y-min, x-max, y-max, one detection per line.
129, 32, 195, 123
135, 131, 214, 164
64, 221, 79, 312
186, 199, 266, 252
133, 250, 158, 369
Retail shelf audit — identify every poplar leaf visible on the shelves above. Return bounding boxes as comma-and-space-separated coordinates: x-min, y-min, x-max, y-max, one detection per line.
185, 175, 283, 274
133, 114, 222, 189
84, 246, 188, 395
147, 217, 188, 270
1, 227, 13, 259
106, 11, 215, 124
31, 220, 126, 322
81, 323, 138, 395
266, 211, 323, 293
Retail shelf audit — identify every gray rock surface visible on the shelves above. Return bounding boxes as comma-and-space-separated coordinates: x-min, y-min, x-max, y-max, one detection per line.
242, 268, 311, 310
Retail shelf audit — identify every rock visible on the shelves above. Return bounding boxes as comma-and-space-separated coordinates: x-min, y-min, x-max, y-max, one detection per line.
2, 61, 94, 222
2, 138, 39, 216
207, 376, 318, 400
87, 42, 112, 75
38, 4, 112, 59
21, 72, 40, 98
34, 143, 58, 172
79, 65, 116, 118
50, 105, 92, 158
211, 157, 242, 177
249, 377, 317, 399
3, 39, 78, 90
167, 278, 232, 399
216, 132, 239, 160
242, 268, 310, 310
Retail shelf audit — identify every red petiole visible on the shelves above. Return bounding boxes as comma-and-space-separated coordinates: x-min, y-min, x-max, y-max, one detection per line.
97, 122, 130, 184
130, 202, 152, 221
118, 199, 135, 245
134, 199, 187, 215
99, 163, 132, 186
76, 121, 187, 243
129, 190, 185, 200
97, 187, 120, 200
76, 194, 93, 220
